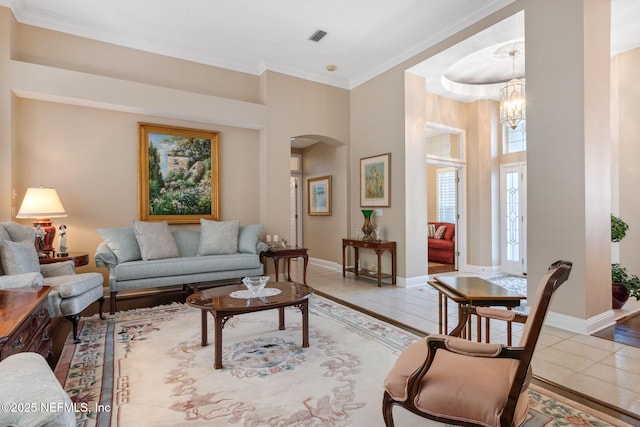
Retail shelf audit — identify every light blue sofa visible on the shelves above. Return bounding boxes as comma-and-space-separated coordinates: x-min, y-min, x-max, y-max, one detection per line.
95, 221, 267, 313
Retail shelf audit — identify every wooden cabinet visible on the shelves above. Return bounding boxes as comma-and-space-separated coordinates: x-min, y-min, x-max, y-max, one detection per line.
0, 287, 52, 361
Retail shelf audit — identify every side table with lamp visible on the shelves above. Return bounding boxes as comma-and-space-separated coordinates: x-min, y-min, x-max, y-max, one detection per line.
15, 186, 68, 258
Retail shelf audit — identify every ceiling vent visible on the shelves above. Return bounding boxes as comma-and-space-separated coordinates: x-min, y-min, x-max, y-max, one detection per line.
309, 30, 328, 42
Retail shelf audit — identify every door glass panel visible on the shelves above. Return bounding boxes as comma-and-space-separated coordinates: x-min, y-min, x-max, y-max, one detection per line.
506, 171, 520, 262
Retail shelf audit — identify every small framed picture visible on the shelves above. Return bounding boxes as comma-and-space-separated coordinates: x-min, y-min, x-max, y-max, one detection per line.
360, 153, 390, 207
308, 176, 332, 216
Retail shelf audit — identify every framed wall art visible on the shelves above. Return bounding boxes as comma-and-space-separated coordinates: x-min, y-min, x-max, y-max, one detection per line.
138, 123, 220, 223
360, 153, 390, 207
308, 175, 332, 216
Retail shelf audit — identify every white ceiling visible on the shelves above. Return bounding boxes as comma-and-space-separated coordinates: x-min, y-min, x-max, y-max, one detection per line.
0, 0, 638, 98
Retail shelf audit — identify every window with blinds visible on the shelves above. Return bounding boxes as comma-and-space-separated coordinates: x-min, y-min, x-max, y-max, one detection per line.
437, 169, 456, 223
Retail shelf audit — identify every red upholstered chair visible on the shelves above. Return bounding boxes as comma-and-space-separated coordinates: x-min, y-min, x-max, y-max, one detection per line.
382, 260, 572, 427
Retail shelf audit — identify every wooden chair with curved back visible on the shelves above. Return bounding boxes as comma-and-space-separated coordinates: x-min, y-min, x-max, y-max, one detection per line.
382, 260, 573, 427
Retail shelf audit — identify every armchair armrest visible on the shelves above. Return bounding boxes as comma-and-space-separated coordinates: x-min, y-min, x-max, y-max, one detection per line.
95, 241, 117, 268
0, 272, 44, 289
406, 335, 525, 399
40, 261, 75, 277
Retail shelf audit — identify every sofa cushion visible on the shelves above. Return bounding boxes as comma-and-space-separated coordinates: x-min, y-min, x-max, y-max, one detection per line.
428, 238, 454, 250
172, 230, 200, 257
435, 225, 447, 239
97, 227, 142, 263
133, 220, 180, 260
0, 239, 40, 275
114, 254, 260, 281
238, 224, 264, 254
198, 219, 239, 255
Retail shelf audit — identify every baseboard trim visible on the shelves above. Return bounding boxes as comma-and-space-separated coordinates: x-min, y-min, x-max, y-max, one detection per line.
545, 310, 617, 335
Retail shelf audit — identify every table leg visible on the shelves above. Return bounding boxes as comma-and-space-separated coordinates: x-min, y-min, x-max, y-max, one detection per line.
200, 309, 208, 346
444, 296, 449, 335
485, 317, 490, 343
507, 308, 512, 346
302, 253, 308, 284
301, 300, 309, 348
375, 249, 383, 287
272, 257, 280, 282
477, 314, 482, 342
342, 244, 347, 278
437, 293, 443, 334
354, 248, 359, 277
391, 248, 397, 285
279, 307, 285, 330
214, 315, 223, 369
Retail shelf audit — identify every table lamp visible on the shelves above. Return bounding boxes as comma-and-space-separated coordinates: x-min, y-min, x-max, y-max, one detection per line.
16, 187, 67, 257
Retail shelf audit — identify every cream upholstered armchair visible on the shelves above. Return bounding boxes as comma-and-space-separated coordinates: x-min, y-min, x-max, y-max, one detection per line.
382, 260, 572, 427
0, 222, 105, 343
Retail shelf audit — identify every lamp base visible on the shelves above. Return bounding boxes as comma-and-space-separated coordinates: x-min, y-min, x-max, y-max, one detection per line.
33, 218, 56, 256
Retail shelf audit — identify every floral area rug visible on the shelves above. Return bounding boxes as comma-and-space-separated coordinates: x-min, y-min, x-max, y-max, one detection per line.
55, 295, 631, 426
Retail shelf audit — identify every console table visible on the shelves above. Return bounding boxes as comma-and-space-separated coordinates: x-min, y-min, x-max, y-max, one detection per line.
0, 286, 52, 361
342, 239, 396, 287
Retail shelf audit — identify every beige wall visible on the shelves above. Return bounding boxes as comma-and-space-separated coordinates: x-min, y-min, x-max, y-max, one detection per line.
1, 11, 349, 281
14, 98, 262, 265
302, 142, 348, 263
14, 24, 260, 103
616, 48, 640, 276
260, 71, 350, 261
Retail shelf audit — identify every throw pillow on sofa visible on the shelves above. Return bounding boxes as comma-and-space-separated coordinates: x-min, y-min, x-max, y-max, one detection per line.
198, 219, 239, 255
435, 225, 447, 239
0, 239, 40, 274
238, 224, 264, 254
133, 220, 180, 260
97, 226, 142, 263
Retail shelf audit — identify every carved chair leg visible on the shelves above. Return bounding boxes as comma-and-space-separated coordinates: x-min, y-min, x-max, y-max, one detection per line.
382, 391, 396, 427
98, 297, 106, 320
65, 314, 82, 344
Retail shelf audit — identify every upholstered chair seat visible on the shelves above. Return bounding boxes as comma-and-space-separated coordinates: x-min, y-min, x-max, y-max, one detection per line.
0, 222, 104, 343
382, 260, 572, 427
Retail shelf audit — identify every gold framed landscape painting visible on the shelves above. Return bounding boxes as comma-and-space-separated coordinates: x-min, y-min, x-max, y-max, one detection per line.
138, 123, 220, 224
308, 175, 332, 216
360, 153, 390, 207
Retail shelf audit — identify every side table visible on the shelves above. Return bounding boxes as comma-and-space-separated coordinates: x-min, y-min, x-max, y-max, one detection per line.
0, 286, 52, 361
260, 246, 308, 284
342, 239, 397, 287
39, 251, 89, 268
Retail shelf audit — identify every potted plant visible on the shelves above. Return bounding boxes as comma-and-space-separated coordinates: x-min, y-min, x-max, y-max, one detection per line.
611, 215, 640, 308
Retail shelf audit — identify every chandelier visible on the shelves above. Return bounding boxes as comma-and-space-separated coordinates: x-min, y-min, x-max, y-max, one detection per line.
496, 45, 525, 130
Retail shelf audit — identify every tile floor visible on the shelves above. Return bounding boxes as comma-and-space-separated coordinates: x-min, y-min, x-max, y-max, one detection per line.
286, 260, 640, 416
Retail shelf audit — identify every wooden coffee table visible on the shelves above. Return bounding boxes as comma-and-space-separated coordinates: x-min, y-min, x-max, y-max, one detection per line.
186, 282, 313, 369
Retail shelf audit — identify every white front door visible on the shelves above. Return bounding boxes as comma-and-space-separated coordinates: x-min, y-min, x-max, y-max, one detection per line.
500, 163, 527, 275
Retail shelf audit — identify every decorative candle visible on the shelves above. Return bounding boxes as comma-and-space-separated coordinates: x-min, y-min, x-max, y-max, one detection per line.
265, 235, 272, 243
273, 234, 279, 243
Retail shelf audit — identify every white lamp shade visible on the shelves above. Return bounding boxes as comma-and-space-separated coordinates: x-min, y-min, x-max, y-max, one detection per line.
16, 187, 68, 218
